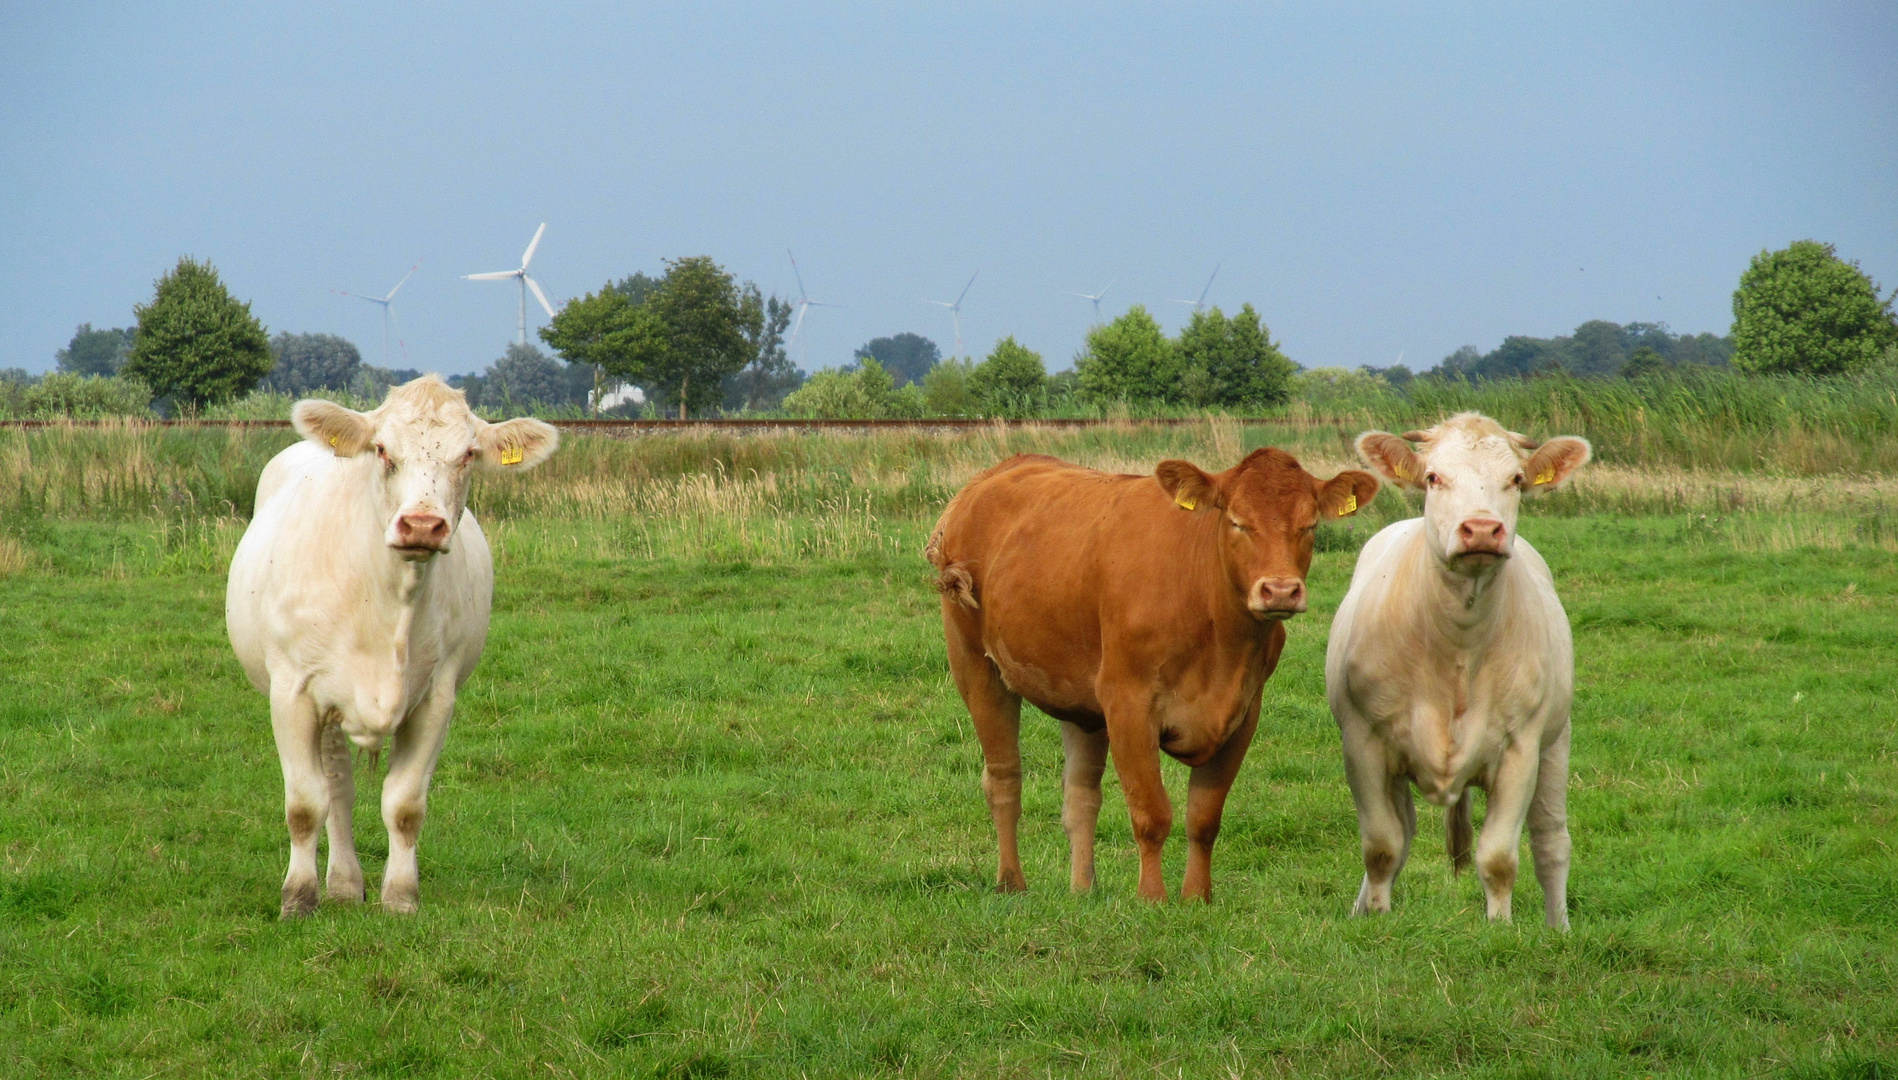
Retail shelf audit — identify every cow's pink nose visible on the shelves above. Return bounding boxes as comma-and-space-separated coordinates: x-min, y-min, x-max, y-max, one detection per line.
1458, 518, 1507, 554
395, 514, 449, 550
1249, 577, 1307, 617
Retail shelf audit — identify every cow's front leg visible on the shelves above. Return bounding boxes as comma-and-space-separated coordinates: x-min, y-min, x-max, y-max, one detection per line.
1340, 720, 1410, 917
1181, 709, 1260, 902
269, 681, 327, 918
1104, 696, 1170, 902
379, 685, 457, 914
1474, 733, 1543, 923
320, 720, 365, 903
1527, 724, 1572, 930
1059, 721, 1110, 892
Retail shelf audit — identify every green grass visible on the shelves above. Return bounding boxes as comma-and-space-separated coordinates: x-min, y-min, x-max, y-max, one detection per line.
2, 498, 1895, 1076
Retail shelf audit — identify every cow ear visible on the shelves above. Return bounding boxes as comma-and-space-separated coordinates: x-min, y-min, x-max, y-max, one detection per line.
1522, 436, 1590, 493
293, 399, 374, 457
1316, 470, 1379, 519
477, 417, 560, 471
1154, 460, 1222, 512
1355, 431, 1424, 489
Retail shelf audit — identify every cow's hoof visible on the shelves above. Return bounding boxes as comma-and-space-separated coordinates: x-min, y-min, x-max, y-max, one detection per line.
995, 874, 1027, 894
326, 883, 365, 904
280, 880, 319, 918
380, 888, 419, 915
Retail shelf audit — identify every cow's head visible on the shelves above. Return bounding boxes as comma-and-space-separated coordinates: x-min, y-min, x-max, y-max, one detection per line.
1355, 413, 1589, 573
1156, 448, 1379, 620
292, 376, 558, 560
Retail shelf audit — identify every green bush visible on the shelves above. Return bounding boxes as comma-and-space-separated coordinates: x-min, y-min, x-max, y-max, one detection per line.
968, 337, 1048, 417
1731, 240, 1898, 375
19, 373, 154, 418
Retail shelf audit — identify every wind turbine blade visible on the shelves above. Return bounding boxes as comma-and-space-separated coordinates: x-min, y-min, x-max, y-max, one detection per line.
464, 271, 519, 281
1198, 264, 1219, 306
521, 223, 546, 270
806, 300, 840, 308
385, 256, 425, 301
525, 276, 556, 318
791, 303, 808, 342
787, 250, 810, 304
955, 270, 979, 308
925, 300, 954, 308
1098, 280, 1113, 301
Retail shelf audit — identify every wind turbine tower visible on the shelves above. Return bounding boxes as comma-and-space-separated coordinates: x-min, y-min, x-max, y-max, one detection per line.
1066, 280, 1113, 324
1168, 263, 1221, 314
464, 223, 555, 345
334, 256, 424, 368
786, 250, 837, 367
925, 271, 980, 358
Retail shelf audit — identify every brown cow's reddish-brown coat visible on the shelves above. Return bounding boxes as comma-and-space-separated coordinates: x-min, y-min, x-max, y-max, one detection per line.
927, 450, 1377, 901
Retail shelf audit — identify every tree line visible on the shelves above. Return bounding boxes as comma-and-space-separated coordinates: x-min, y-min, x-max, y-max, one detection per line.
6, 239, 1893, 419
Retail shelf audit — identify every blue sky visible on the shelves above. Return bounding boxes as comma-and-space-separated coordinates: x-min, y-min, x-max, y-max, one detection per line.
3, 2, 1893, 377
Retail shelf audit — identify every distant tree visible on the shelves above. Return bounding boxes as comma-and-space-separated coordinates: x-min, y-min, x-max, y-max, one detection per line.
1175, 304, 1296, 407
354, 366, 423, 399
1731, 240, 1898, 375
1621, 346, 1668, 379
1077, 305, 1180, 404
967, 337, 1048, 416
604, 256, 760, 418
56, 324, 135, 377
725, 292, 800, 411
122, 257, 271, 407
1359, 363, 1414, 388
854, 333, 941, 388
921, 359, 976, 417
261, 332, 362, 395
782, 358, 897, 419
482, 343, 570, 409
1568, 320, 1630, 376
610, 272, 663, 307
540, 284, 642, 414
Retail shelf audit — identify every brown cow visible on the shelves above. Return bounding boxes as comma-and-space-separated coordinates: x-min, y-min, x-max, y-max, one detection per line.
927, 450, 1378, 901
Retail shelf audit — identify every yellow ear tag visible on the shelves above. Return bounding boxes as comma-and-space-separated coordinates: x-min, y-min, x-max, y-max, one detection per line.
1176, 495, 1197, 511
500, 445, 524, 466
1534, 466, 1555, 486
1339, 492, 1357, 516
329, 435, 339, 447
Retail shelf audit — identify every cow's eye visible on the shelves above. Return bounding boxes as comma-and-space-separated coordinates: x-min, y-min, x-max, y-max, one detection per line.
1229, 519, 1250, 533
1513, 472, 1526, 488
1425, 472, 1440, 487
463, 447, 478, 463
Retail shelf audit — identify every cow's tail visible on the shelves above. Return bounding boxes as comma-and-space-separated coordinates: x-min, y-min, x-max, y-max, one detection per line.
1447, 794, 1474, 874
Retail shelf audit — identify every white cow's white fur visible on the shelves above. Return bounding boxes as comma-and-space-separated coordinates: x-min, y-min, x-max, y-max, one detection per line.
1326, 413, 1589, 928
227, 376, 556, 916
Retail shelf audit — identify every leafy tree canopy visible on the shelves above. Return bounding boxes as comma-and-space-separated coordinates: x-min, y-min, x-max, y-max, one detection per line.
454, 343, 574, 411
56, 324, 135, 377
854, 333, 941, 388
1175, 304, 1296, 407
725, 293, 800, 412
122, 257, 271, 407
1077, 305, 1179, 404
1731, 240, 1898, 375
261, 332, 362, 396
1432, 321, 1732, 381
782, 357, 923, 419
968, 336, 1047, 416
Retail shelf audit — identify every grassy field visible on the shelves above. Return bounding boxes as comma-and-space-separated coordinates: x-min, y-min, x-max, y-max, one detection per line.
1, 424, 1895, 1077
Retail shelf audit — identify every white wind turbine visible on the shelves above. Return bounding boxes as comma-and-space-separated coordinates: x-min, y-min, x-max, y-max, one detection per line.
786, 250, 837, 367
1168, 263, 1221, 314
334, 256, 424, 367
1066, 279, 1114, 324
925, 270, 979, 358
463, 223, 555, 345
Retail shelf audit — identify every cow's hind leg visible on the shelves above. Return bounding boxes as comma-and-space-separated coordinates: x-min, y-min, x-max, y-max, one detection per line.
1181, 709, 1260, 902
320, 719, 365, 903
379, 685, 457, 914
1059, 721, 1109, 892
270, 682, 327, 918
943, 605, 1027, 892
1528, 726, 1573, 930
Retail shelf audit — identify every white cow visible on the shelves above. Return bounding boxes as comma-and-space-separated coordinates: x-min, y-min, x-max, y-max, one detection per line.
1326, 413, 1590, 928
227, 376, 557, 916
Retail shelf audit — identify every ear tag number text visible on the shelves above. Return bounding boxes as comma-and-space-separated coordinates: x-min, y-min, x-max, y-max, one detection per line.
500, 446, 524, 466
1340, 493, 1357, 515
1176, 495, 1197, 511
1534, 466, 1555, 485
